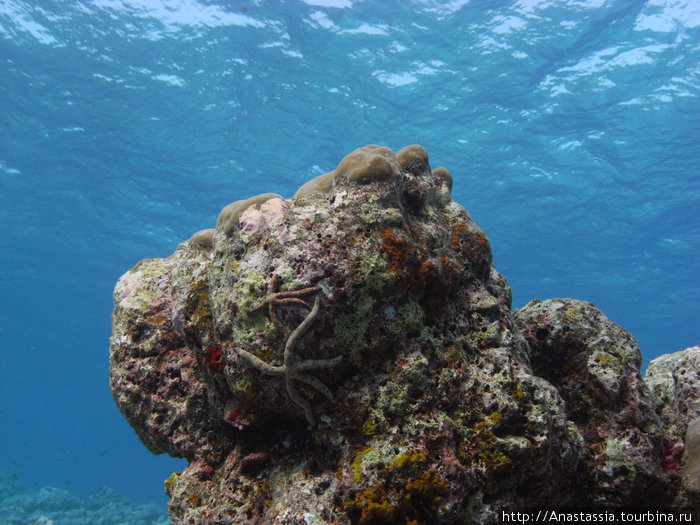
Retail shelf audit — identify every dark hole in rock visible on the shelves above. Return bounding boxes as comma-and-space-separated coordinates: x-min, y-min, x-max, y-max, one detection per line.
315, 479, 331, 495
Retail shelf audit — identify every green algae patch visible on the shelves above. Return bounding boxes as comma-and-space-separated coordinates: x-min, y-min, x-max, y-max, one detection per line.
275, 262, 305, 292
332, 294, 376, 364
358, 251, 396, 293
233, 271, 268, 318
395, 299, 425, 333
360, 194, 381, 224
600, 437, 636, 482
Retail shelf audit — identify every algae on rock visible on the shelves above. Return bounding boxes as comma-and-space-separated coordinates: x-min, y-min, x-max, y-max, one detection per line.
110, 144, 698, 524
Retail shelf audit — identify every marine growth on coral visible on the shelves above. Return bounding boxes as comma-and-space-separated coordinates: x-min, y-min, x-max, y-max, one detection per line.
109, 144, 699, 524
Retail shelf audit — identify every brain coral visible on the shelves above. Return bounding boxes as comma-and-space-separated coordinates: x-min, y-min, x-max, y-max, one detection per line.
109, 144, 695, 524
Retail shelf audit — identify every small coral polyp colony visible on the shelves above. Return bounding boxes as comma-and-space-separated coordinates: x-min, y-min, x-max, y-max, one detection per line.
109, 144, 698, 524
188, 144, 452, 245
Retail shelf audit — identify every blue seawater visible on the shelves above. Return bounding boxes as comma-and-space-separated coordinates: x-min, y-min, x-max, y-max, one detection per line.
0, 0, 698, 514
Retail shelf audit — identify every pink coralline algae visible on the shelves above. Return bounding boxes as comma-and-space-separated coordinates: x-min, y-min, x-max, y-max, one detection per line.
109, 144, 699, 524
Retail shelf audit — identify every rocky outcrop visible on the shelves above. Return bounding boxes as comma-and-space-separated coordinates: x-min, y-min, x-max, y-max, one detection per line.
109, 145, 698, 524
513, 299, 670, 505
644, 346, 700, 507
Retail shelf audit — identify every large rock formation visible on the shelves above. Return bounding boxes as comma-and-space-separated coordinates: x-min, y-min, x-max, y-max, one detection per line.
109, 145, 698, 524
514, 299, 671, 505
644, 346, 700, 507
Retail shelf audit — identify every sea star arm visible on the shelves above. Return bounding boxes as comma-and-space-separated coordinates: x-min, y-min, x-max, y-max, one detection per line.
272, 286, 320, 300
286, 376, 315, 425
236, 348, 285, 375
237, 276, 343, 426
293, 355, 343, 372
247, 274, 320, 314
294, 373, 335, 401
285, 295, 321, 368
250, 296, 313, 312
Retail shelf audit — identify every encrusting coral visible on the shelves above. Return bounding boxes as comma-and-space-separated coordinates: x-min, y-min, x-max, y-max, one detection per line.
109, 144, 699, 524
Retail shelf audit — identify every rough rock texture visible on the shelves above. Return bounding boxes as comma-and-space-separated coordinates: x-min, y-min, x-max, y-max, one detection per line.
645, 346, 700, 441
644, 346, 700, 507
683, 417, 700, 507
110, 145, 698, 524
513, 299, 669, 505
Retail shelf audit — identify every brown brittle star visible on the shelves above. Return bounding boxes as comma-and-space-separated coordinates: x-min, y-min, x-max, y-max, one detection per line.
237, 277, 342, 425
247, 273, 320, 335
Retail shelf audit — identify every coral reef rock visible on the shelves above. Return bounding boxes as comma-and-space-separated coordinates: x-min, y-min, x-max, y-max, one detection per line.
644, 345, 700, 507
513, 299, 670, 506
0, 468, 168, 525
109, 144, 698, 524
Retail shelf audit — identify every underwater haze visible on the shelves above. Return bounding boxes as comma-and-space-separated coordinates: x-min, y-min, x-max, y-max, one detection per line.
0, 0, 698, 517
